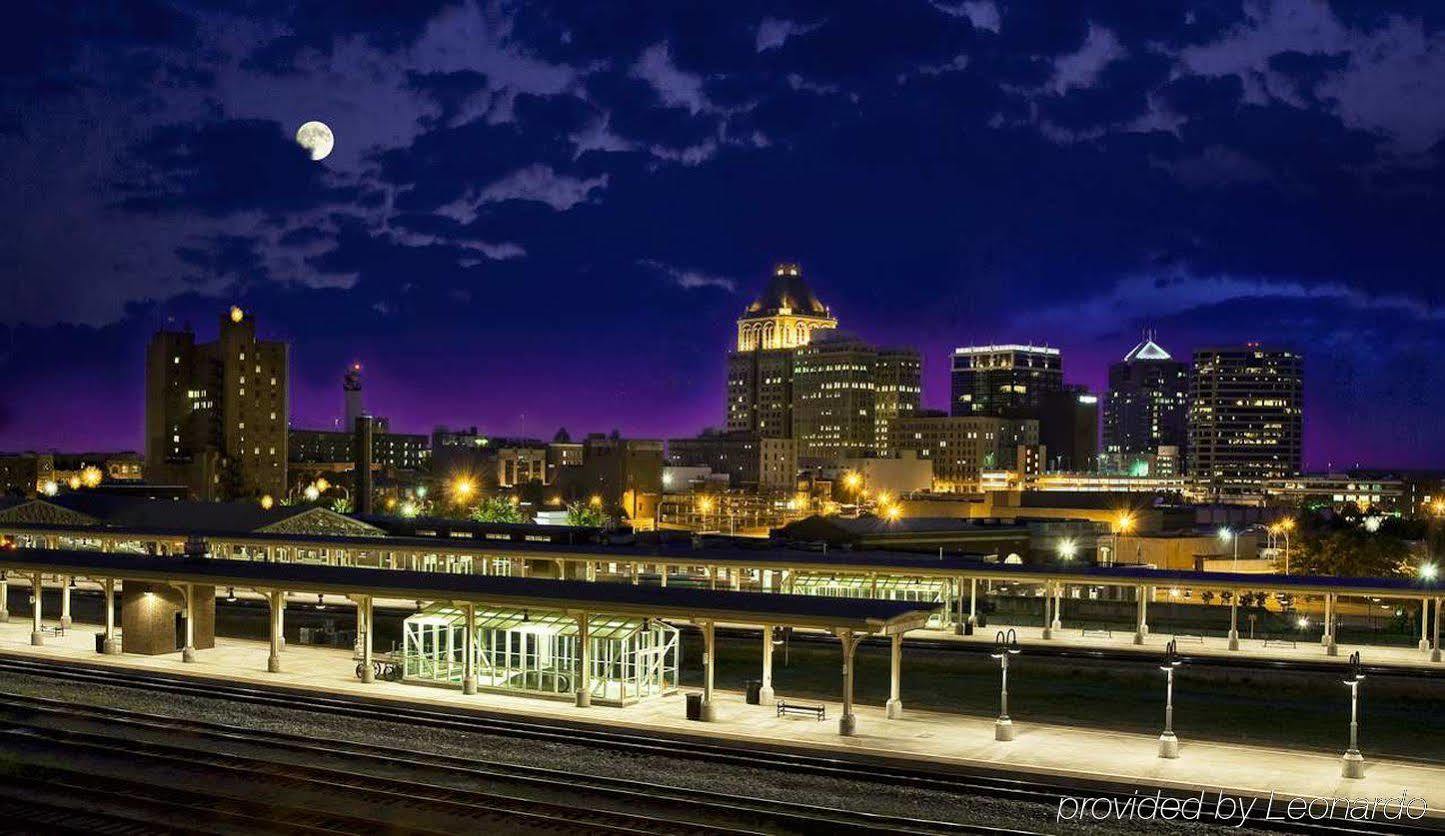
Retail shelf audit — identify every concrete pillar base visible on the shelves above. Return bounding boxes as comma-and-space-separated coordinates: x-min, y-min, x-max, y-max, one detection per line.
102, 638, 120, 655
182, 646, 196, 663
575, 691, 591, 708
995, 718, 1016, 741
462, 675, 477, 695
267, 654, 281, 673
1140, 624, 1150, 637
1325, 640, 1338, 657
59, 616, 72, 629
1158, 732, 1179, 759
758, 685, 775, 706
0, 610, 9, 623
1133, 632, 1146, 645
361, 665, 375, 684
1432, 648, 1442, 663
1228, 631, 1239, 651
839, 713, 856, 737
1041, 628, 1053, 640
1420, 640, 1431, 652
699, 700, 715, 722
1050, 620, 1062, 632
30, 630, 43, 646
886, 698, 902, 719
953, 623, 967, 636
1341, 750, 1365, 779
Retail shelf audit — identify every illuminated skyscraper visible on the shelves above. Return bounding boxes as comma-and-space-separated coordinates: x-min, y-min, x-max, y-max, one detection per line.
726, 263, 837, 438
1188, 345, 1303, 497
1103, 334, 1189, 473
950, 345, 1063, 418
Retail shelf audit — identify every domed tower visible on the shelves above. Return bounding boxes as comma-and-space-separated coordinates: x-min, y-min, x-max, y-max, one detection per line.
726, 263, 839, 439
735, 263, 837, 351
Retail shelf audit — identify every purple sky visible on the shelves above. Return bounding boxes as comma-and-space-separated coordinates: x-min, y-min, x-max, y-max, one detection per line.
5, 2, 1445, 469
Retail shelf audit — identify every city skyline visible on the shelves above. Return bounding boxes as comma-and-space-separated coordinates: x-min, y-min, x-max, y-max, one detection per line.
7, 3, 1445, 469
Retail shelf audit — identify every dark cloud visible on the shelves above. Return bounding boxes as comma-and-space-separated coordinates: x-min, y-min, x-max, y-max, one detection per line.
116, 118, 355, 215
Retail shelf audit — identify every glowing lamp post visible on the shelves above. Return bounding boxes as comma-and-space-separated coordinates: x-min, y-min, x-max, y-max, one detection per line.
1341, 651, 1366, 779
991, 629, 1021, 741
1218, 526, 1239, 571
1158, 639, 1183, 758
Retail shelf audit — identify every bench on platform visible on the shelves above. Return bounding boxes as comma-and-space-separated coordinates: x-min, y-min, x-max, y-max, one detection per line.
1173, 633, 1205, 644
776, 700, 826, 721
1080, 625, 1113, 638
39, 625, 67, 637
1264, 637, 1297, 648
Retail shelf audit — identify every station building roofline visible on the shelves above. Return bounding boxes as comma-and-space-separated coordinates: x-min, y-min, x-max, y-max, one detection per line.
0, 520, 998, 571
0, 549, 935, 633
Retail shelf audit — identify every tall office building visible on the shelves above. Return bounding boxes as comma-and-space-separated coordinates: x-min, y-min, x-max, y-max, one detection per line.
1103, 335, 1189, 474
792, 333, 877, 465
145, 306, 289, 500
950, 345, 1063, 418
875, 349, 922, 457
725, 263, 837, 438
1188, 345, 1303, 497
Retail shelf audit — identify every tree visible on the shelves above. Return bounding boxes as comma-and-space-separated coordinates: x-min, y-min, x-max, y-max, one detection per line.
331, 497, 353, 514
1292, 529, 1410, 578
565, 501, 607, 527
469, 496, 527, 525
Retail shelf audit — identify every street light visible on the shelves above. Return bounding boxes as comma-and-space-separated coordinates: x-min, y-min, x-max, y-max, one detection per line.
1158, 639, 1184, 758
884, 504, 902, 522
1341, 651, 1365, 779
1057, 538, 1078, 561
303, 484, 320, 502
990, 629, 1021, 741
1218, 526, 1239, 571
1421, 563, 1440, 582
1112, 512, 1135, 566
451, 477, 475, 503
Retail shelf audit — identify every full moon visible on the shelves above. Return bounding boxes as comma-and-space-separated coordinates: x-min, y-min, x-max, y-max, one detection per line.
295, 120, 334, 161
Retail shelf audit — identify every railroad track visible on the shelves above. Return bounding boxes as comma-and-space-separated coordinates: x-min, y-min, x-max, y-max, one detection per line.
0, 685, 1004, 835
0, 653, 1435, 835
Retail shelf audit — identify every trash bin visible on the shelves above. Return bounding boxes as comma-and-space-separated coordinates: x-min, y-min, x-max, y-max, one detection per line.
963, 621, 974, 636
744, 679, 762, 705
94, 632, 105, 653
976, 614, 988, 629
686, 692, 703, 721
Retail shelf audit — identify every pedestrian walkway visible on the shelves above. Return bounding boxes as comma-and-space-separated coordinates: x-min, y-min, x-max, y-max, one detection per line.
1, 616, 1440, 824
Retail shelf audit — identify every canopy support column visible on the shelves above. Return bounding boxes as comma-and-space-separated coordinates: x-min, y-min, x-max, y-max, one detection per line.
575, 611, 591, 707
886, 632, 903, 719
181, 583, 196, 662
267, 590, 283, 673
462, 602, 477, 694
360, 595, 375, 683
60, 576, 72, 629
1432, 598, 1442, 663
1324, 593, 1338, 656
1134, 585, 1150, 645
1421, 598, 1431, 652
1228, 590, 1240, 650
102, 578, 118, 654
700, 621, 716, 721
1041, 584, 1054, 639
1051, 584, 1063, 632
30, 572, 43, 646
838, 629, 861, 736
0, 573, 9, 623
759, 624, 776, 705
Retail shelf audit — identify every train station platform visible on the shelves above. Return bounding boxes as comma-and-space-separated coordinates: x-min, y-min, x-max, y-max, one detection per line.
1, 616, 1440, 824
910, 623, 1444, 671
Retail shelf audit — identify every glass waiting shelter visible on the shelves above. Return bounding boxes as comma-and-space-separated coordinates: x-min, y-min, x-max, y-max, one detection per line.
791, 573, 948, 628
401, 604, 679, 705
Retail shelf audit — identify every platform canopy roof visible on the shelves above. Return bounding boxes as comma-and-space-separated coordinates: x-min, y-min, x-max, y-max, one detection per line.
0, 549, 935, 634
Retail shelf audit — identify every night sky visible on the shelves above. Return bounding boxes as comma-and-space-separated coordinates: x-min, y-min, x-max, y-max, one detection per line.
4, 2, 1445, 468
